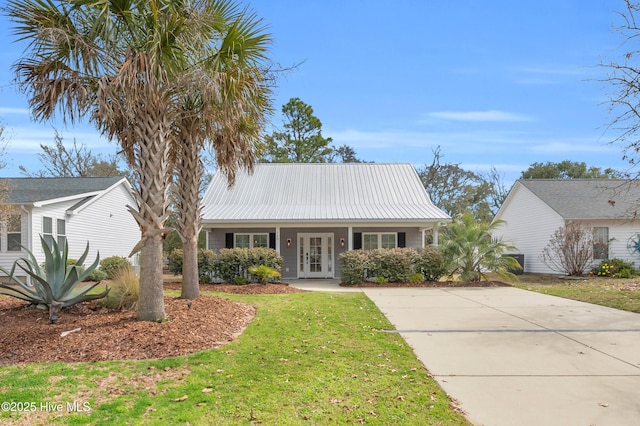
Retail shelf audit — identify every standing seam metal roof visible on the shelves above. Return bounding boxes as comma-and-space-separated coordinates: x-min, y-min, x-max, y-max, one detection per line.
201, 163, 450, 222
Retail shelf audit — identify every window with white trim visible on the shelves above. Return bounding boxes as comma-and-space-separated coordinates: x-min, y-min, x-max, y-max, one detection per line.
363, 232, 397, 250
235, 233, 269, 249
593, 227, 609, 260
57, 219, 66, 248
6, 214, 21, 252
43, 216, 54, 248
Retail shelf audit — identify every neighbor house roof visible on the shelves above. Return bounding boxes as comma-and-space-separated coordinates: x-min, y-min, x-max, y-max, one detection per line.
517, 179, 640, 220
201, 163, 450, 223
4, 176, 126, 205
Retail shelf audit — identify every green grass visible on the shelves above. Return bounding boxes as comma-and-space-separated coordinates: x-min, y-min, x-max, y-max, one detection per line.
0, 292, 469, 425
515, 274, 640, 313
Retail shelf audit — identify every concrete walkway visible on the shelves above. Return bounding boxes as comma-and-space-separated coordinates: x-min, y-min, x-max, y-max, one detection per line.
362, 287, 640, 426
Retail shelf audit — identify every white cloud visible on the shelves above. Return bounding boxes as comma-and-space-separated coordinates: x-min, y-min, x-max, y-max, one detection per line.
425, 110, 533, 122
0, 107, 29, 115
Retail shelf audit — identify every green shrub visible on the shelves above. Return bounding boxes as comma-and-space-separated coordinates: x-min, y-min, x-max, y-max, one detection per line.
373, 276, 388, 285
409, 272, 424, 283
213, 248, 283, 283
167, 249, 216, 282
248, 265, 281, 284
590, 258, 638, 278
101, 265, 139, 310
100, 256, 130, 279
339, 250, 369, 285
366, 248, 417, 283
233, 276, 248, 285
414, 246, 448, 281
86, 268, 107, 282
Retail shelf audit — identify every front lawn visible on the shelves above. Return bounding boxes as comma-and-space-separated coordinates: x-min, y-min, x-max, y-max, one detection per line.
0, 291, 469, 425
515, 274, 640, 313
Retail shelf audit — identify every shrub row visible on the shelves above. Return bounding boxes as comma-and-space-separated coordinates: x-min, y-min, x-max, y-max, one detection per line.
168, 247, 283, 283
339, 247, 447, 285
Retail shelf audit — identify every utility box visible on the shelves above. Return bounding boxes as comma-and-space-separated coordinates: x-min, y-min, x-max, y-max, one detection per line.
504, 254, 524, 275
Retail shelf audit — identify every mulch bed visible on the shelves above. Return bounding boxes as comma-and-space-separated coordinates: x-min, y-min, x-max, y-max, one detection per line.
340, 281, 512, 288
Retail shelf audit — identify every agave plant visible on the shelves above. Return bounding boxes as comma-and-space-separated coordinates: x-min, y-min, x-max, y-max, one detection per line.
0, 236, 109, 323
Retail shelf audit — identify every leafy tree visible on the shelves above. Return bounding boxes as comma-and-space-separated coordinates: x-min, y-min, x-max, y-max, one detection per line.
170, 4, 272, 299
417, 146, 498, 222
19, 130, 129, 178
521, 161, 623, 179
540, 222, 594, 276
260, 97, 362, 163
8, 0, 259, 321
440, 211, 521, 282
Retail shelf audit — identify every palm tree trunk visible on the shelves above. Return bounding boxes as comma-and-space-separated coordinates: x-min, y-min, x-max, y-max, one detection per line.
174, 123, 202, 299
130, 110, 173, 321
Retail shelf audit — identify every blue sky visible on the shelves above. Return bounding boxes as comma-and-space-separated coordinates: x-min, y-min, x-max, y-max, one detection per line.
0, 0, 631, 184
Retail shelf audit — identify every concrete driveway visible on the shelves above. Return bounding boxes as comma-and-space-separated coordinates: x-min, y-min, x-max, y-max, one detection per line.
362, 287, 640, 426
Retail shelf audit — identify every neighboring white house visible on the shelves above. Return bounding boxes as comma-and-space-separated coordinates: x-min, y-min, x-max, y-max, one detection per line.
201, 163, 451, 279
493, 179, 640, 274
0, 176, 140, 276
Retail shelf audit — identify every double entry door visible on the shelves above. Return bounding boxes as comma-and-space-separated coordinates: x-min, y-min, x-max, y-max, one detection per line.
298, 233, 334, 278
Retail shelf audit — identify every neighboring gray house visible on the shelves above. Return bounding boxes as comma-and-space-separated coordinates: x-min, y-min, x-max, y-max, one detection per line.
0, 177, 140, 276
201, 163, 451, 279
493, 179, 640, 274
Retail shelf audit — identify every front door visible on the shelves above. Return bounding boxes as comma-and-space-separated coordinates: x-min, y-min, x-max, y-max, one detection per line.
298, 233, 334, 278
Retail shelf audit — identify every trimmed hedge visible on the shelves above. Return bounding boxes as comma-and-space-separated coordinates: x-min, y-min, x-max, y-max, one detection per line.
168, 247, 283, 283
339, 247, 447, 285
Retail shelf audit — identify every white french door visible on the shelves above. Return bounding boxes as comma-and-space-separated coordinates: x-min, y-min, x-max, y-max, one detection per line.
298, 233, 334, 278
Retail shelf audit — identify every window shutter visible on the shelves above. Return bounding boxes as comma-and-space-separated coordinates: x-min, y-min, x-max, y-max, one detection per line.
269, 233, 276, 249
398, 232, 406, 248
225, 233, 234, 249
353, 232, 362, 250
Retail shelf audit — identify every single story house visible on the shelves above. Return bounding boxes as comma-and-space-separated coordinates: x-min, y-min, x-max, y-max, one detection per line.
492, 179, 640, 274
0, 176, 140, 277
201, 163, 451, 279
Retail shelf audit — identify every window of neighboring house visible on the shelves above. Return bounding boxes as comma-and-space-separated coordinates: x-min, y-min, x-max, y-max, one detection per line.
57, 219, 66, 248
235, 233, 268, 249
363, 233, 397, 250
7, 214, 21, 252
593, 227, 609, 260
43, 216, 54, 248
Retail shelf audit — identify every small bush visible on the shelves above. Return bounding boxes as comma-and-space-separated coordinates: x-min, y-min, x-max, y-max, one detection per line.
414, 247, 448, 281
590, 258, 638, 278
373, 276, 388, 285
248, 265, 281, 284
85, 268, 107, 282
366, 248, 417, 283
101, 265, 139, 310
339, 250, 369, 285
233, 276, 248, 285
100, 256, 131, 279
167, 249, 216, 282
213, 248, 283, 283
409, 273, 424, 283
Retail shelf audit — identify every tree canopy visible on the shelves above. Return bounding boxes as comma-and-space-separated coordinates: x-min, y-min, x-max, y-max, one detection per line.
520, 160, 623, 179
260, 97, 363, 163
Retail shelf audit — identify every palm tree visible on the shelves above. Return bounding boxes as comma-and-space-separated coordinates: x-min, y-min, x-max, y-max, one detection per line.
171, 6, 272, 299
441, 211, 521, 281
7, 0, 259, 320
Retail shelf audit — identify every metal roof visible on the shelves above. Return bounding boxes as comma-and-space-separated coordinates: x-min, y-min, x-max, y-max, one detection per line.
201, 163, 450, 223
517, 179, 640, 219
3, 177, 125, 204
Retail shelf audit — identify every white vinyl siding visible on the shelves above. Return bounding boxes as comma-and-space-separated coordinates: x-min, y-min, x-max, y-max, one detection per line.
492, 184, 565, 274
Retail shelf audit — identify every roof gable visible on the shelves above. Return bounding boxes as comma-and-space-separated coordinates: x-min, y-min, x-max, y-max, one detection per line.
4, 177, 126, 205
515, 179, 640, 219
201, 163, 450, 223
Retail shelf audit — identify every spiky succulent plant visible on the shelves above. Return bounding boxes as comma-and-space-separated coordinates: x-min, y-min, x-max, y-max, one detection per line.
0, 236, 109, 323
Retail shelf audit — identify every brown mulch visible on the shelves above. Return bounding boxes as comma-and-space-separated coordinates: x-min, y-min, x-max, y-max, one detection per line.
0, 279, 505, 366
